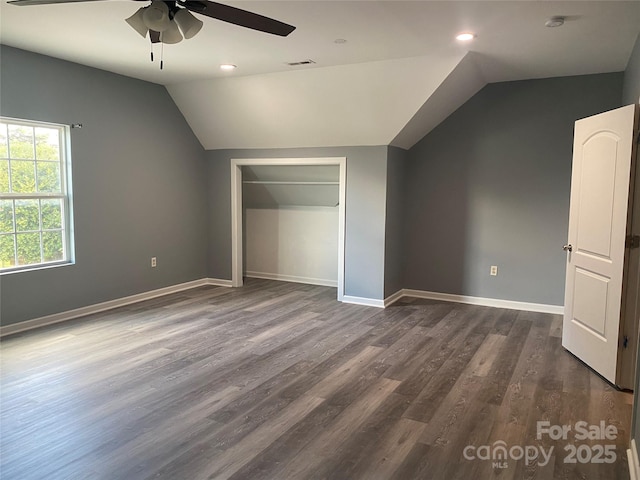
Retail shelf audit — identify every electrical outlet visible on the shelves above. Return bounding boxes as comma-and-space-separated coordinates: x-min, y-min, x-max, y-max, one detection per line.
151, 257, 157, 268
490, 265, 498, 276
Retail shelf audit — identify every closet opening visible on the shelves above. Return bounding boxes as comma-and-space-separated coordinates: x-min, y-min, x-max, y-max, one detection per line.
231, 157, 346, 301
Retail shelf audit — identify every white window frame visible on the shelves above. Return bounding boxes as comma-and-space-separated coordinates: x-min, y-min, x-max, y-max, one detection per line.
0, 117, 74, 273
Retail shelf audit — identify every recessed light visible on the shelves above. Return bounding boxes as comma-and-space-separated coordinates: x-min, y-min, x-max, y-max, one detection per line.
456, 32, 475, 42
220, 64, 237, 71
545, 16, 565, 28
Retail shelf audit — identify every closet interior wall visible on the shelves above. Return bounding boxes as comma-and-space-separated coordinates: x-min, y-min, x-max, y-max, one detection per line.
242, 165, 340, 287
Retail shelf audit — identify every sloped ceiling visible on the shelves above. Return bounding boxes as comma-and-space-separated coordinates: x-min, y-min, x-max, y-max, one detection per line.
391, 52, 486, 150
166, 52, 466, 149
1, 1, 640, 150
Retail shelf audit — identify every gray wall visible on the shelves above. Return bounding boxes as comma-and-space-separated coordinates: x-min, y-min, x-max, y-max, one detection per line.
206, 146, 388, 300
404, 73, 624, 305
623, 33, 640, 105
0, 46, 209, 325
384, 146, 407, 297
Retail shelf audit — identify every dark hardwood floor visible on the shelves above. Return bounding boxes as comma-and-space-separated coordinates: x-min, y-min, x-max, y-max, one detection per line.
0, 278, 633, 479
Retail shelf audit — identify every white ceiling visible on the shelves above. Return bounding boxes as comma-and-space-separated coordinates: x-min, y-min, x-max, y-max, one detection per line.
1, 1, 639, 149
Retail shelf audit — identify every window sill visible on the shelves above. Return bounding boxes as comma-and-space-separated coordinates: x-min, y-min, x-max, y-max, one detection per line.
0, 261, 75, 275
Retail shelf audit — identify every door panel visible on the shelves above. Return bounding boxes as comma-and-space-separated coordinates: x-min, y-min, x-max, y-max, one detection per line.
577, 134, 618, 257
563, 104, 637, 385
572, 268, 608, 338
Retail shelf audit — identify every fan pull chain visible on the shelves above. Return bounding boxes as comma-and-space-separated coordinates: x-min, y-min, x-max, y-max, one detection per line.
160, 41, 164, 70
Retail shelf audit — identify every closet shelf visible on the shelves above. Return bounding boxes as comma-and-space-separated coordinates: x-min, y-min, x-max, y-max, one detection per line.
243, 181, 339, 185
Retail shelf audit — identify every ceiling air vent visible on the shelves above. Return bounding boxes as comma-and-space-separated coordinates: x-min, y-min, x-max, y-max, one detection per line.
286, 59, 316, 66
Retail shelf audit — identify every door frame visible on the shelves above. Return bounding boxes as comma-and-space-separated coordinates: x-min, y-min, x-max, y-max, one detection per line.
230, 157, 347, 301
620, 104, 640, 388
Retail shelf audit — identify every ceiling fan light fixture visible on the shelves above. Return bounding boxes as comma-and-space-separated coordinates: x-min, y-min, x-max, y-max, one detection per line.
161, 19, 183, 44
143, 1, 171, 32
174, 8, 203, 39
125, 7, 148, 38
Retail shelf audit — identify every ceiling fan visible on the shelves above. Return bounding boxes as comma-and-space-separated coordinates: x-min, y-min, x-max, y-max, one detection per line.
7, 0, 296, 45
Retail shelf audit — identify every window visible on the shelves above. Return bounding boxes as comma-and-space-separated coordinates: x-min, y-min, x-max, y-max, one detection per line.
0, 117, 73, 272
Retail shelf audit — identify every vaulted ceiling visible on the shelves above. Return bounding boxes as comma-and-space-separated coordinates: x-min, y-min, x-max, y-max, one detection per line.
2, 1, 639, 150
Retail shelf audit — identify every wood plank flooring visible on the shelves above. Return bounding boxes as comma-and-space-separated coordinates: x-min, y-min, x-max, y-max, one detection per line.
0, 278, 633, 479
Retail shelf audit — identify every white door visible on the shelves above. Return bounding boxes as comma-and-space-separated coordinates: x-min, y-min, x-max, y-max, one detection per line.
562, 104, 638, 386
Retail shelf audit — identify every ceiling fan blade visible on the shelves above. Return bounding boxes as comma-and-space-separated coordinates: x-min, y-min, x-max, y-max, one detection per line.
8, 0, 105, 5
181, 0, 295, 37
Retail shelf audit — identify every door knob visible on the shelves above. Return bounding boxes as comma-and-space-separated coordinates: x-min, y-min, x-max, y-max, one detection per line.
563, 244, 573, 252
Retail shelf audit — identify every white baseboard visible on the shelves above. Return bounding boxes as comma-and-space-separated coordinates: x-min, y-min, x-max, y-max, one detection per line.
245, 271, 337, 288
629, 439, 639, 480
206, 278, 234, 288
342, 295, 385, 308
343, 288, 563, 314
384, 290, 404, 307
400, 289, 564, 315
0, 277, 232, 337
